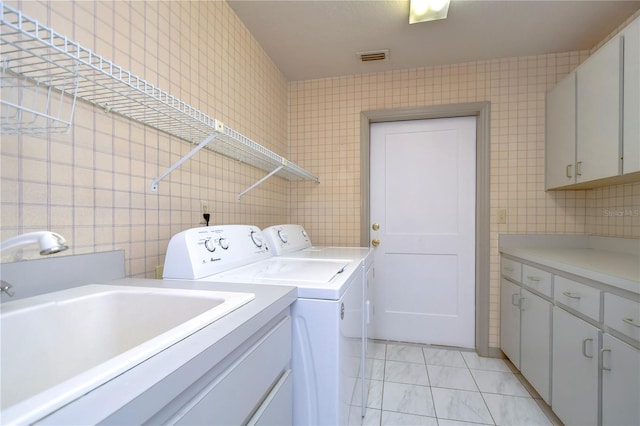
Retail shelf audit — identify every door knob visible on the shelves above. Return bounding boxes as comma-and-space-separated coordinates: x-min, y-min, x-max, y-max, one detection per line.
371, 239, 380, 247
372, 223, 380, 231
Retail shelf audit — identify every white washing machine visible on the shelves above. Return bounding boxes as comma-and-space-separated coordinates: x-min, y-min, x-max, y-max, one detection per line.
163, 225, 363, 426
262, 224, 374, 420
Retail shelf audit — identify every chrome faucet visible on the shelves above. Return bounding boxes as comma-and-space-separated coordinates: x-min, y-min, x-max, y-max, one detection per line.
0, 232, 69, 298
0, 231, 69, 256
1, 281, 15, 297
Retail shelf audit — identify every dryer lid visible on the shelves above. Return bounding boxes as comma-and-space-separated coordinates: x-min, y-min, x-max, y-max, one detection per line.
216, 258, 350, 284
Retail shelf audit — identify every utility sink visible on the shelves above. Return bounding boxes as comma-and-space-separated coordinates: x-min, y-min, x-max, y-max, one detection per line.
0, 284, 255, 423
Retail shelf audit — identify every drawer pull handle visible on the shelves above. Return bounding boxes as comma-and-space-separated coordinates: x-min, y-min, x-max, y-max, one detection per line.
601, 348, 612, 371
562, 291, 581, 299
527, 276, 541, 282
566, 164, 572, 178
582, 338, 593, 359
622, 317, 640, 328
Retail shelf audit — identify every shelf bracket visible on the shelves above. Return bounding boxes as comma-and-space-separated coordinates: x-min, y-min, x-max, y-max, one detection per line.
151, 132, 219, 192
237, 165, 284, 201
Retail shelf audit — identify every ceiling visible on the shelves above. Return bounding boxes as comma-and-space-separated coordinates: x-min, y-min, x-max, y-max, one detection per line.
228, 0, 640, 81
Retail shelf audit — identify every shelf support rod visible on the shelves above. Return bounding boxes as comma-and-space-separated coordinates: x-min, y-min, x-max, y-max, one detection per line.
151, 132, 219, 192
237, 165, 284, 201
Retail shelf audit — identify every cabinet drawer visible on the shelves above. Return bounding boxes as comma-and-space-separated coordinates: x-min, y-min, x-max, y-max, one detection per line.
501, 258, 522, 282
521, 265, 552, 297
174, 316, 292, 425
248, 369, 293, 426
604, 293, 640, 342
554, 277, 601, 321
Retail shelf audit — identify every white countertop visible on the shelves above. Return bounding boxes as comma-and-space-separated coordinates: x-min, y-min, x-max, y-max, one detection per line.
499, 235, 640, 295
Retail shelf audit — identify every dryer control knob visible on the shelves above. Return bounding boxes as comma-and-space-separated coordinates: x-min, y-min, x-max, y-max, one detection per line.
204, 239, 216, 252
218, 237, 229, 250
250, 230, 263, 248
278, 230, 288, 243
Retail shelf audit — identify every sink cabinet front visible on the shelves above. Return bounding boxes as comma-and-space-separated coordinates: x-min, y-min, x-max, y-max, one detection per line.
170, 316, 292, 425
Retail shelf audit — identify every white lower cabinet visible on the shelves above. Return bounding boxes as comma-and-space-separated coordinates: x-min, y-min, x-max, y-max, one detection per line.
499, 276, 552, 403
520, 289, 551, 404
500, 278, 521, 369
500, 246, 640, 426
601, 334, 640, 426
248, 369, 293, 426
171, 316, 292, 425
552, 306, 599, 426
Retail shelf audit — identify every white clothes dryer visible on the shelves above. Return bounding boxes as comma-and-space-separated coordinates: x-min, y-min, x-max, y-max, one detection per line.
163, 225, 364, 426
262, 224, 374, 419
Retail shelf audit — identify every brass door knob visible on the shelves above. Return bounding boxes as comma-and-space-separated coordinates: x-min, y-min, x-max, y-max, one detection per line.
372, 223, 380, 231
371, 239, 380, 247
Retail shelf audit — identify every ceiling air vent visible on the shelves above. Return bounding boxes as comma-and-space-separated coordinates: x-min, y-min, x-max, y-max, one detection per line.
357, 49, 389, 63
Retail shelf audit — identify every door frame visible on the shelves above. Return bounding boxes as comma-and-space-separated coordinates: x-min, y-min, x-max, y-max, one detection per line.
360, 102, 492, 357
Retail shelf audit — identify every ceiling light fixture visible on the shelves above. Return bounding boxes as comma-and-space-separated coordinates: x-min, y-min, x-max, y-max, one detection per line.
409, 0, 450, 24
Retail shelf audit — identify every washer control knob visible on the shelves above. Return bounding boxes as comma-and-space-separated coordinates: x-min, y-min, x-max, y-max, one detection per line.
301, 229, 308, 239
278, 229, 288, 243
250, 230, 263, 248
204, 239, 216, 252
218, 237, 229, 250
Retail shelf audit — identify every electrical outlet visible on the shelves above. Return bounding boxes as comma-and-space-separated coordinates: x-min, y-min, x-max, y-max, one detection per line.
497, 209, 507, 224
200, 200, 208, 214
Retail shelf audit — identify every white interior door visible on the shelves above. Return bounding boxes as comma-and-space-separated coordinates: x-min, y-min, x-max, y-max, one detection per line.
370, 116, 476, 348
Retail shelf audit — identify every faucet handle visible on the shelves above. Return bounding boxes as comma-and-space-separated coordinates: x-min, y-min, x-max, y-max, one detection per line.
1, 280, 15, 297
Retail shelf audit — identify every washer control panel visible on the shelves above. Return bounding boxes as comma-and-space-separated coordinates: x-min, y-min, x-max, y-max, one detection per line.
163, 225, 272, 279
262, 224, 312, 255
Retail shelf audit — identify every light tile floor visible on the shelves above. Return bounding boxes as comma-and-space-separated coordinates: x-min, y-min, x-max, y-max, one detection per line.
351, 341, 563, 426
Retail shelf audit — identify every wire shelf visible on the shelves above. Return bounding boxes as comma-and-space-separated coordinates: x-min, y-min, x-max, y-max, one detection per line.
0, 2, 319, 185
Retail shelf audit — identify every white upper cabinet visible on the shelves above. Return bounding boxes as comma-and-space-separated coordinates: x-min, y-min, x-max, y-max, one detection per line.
546, 15, 640, 189
546, 73, 577, 189
623, 17, 640, 174
576, 36, 623, 183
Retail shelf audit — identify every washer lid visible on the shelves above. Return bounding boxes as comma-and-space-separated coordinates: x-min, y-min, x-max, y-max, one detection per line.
215, 258, 350, 284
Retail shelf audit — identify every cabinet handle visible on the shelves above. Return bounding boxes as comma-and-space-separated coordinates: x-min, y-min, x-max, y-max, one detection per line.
566, 164, 572, 178
622, 317, 640, 328
511, 293, 521, 307
576, 161, 582, 177
601, 348, 612, 371
562, 291, 581, 299
582, 338, 594, 358
526, 276, 541, 282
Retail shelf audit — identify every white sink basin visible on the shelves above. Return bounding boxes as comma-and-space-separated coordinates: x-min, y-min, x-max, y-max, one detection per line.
0, 284, 254, 424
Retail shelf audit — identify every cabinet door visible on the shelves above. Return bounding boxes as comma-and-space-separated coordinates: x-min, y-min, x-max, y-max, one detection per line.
520, 289, 551, 404
552, 307, 599, 426
546, 72, 577, 189
623, 16, 640, 174
601, 334, 640, 426
576, 35, 623, 182
500, 278, 521, 369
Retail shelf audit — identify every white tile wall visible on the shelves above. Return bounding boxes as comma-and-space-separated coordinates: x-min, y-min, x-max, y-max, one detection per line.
1, 0, 290, 277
